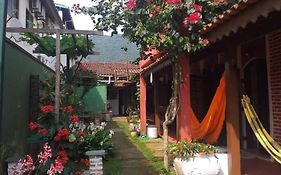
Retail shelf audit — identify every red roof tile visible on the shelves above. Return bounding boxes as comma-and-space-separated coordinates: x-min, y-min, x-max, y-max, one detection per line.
79, 61, 139, 76
202, 0, 258, 33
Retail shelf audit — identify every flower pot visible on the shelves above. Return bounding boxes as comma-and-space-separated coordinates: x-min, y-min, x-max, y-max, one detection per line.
173, 155, 220, 175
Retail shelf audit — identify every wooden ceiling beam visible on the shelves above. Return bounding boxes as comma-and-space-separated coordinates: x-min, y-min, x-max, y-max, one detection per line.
6, 27, 103, 36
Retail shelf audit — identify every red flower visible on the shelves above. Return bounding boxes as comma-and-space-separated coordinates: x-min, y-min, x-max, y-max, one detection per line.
126, 0, 136, 10
40, 105, 55, 113
202, 39, 209, 45
214, 0, 227, 5
80, 159, 90, 167
77, 130, 85, 137
149, 6, 161, 17
185, 12, 201, 24
166, 0, 181, 5
57, 150, 69, 165
70, 115, 79, 123
54, 135, 61, 142
28, 122, 40, 131
63, 106, 74, 113
38, 128, 48, 135
190, 3, 202, 12
146, 0, 151, 5
57, 128, 70, 139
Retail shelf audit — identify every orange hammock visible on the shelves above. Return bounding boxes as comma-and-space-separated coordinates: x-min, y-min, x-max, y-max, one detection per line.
190, 73, 226, 144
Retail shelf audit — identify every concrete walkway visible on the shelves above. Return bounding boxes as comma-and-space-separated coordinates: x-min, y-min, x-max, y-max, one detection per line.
108, 117, 159, 175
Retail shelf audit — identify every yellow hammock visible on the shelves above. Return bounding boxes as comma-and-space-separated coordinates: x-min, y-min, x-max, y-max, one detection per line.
190, 73, 226, 144
241, 95, 281, 164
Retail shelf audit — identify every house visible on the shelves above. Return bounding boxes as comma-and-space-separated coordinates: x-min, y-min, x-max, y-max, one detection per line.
6, 0, 76, 70
0, 1, 66, 172
139, 0, 281, 174
78, 61, 139, 116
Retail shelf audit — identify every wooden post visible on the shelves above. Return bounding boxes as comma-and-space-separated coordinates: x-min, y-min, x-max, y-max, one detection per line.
178, 53, 192, 141
225, 62, 241, 175
55, 30, 61, 125
140, 75, 147, 133
154, 77, 160, 135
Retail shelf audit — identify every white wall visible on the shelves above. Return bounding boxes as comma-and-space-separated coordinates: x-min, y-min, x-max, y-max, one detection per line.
6, 0, 69, 71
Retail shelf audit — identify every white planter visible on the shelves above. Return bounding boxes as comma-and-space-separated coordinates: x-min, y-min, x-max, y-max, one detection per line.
147, 125, 157, 139
173, 155, 220, 175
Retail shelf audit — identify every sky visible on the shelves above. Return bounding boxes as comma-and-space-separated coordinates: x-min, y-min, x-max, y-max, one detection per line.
53, 0, 139, 61
54, 0, 95, 30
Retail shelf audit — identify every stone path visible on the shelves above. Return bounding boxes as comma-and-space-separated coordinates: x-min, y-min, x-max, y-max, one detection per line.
107, 117, 159, 175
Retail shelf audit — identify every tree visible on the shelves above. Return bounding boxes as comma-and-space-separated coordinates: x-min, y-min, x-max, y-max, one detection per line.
75, 0, 238, 170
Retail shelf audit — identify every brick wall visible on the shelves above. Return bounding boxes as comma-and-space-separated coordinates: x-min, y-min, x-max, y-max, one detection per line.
268, 29, 281, 143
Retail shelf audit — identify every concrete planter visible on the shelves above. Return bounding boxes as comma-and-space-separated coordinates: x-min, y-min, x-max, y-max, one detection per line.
104, 112, 112, 121
173, 155, 221, 175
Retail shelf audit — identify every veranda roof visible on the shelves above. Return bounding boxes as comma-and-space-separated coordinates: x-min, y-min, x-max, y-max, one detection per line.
202, 0, 281, 42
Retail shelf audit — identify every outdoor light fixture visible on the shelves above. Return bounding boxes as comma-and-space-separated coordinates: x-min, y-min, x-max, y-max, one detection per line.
150, 72, 153, 84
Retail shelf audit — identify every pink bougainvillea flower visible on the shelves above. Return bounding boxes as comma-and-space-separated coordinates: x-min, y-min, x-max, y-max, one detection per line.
186, 12, 201, 24
38, 128, 48, 135
57, 150, 69, 165
149, 6, 161, 17
126, 0, 137, 10
28, 122, 40, 131
190, 3, 202, 12
166, 0, 181, 5
70, 115, 79, 123
202, 39, 209, 45
47, 159, 64, 175
214, 0, 227, 5
38, 143, 52, 165
40, 105, 55, 113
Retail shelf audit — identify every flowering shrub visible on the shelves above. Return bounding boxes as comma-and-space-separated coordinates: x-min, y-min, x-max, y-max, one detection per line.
74, 0, 237, 54
20, 104, 114, 174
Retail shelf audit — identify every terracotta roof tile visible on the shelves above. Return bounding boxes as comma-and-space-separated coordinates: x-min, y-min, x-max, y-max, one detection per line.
79, 61, 139, 76
202, 0, 258, 33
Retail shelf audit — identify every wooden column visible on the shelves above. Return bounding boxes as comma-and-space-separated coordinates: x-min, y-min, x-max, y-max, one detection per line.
178, 53, 192, 141
154, 77, 160, 135
140, 75, 147, 133
225, 62, 241, 175
55, 30, 61, 125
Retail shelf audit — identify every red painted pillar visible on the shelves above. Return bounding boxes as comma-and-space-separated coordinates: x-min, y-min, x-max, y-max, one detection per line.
178, 53, 192, 141
140, 75, 147, 133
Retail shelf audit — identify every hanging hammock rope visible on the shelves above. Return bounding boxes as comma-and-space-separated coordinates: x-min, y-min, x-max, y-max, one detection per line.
241, 95, 281, 164
190, 73, 226, 144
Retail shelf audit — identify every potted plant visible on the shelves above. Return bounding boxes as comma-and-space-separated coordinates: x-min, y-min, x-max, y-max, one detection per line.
167, 141, 221, 175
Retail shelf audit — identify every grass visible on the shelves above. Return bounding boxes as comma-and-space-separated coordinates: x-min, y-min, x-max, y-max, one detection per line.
115, 120, 172, 175
104, 156, 122, 175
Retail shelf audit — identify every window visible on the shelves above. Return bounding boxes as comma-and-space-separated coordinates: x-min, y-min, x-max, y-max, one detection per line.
26, 9, 34, 28
7, 0, 19, 18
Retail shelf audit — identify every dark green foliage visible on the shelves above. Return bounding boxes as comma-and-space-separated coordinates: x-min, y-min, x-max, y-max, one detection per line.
20, 33, 94, 59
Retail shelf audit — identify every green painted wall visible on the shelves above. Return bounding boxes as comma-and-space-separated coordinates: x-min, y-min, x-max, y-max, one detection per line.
1, 40, 53, 152
77, 84, 107, 115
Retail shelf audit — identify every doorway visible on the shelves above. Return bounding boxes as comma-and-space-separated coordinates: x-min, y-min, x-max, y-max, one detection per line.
242, 58, 270, 154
